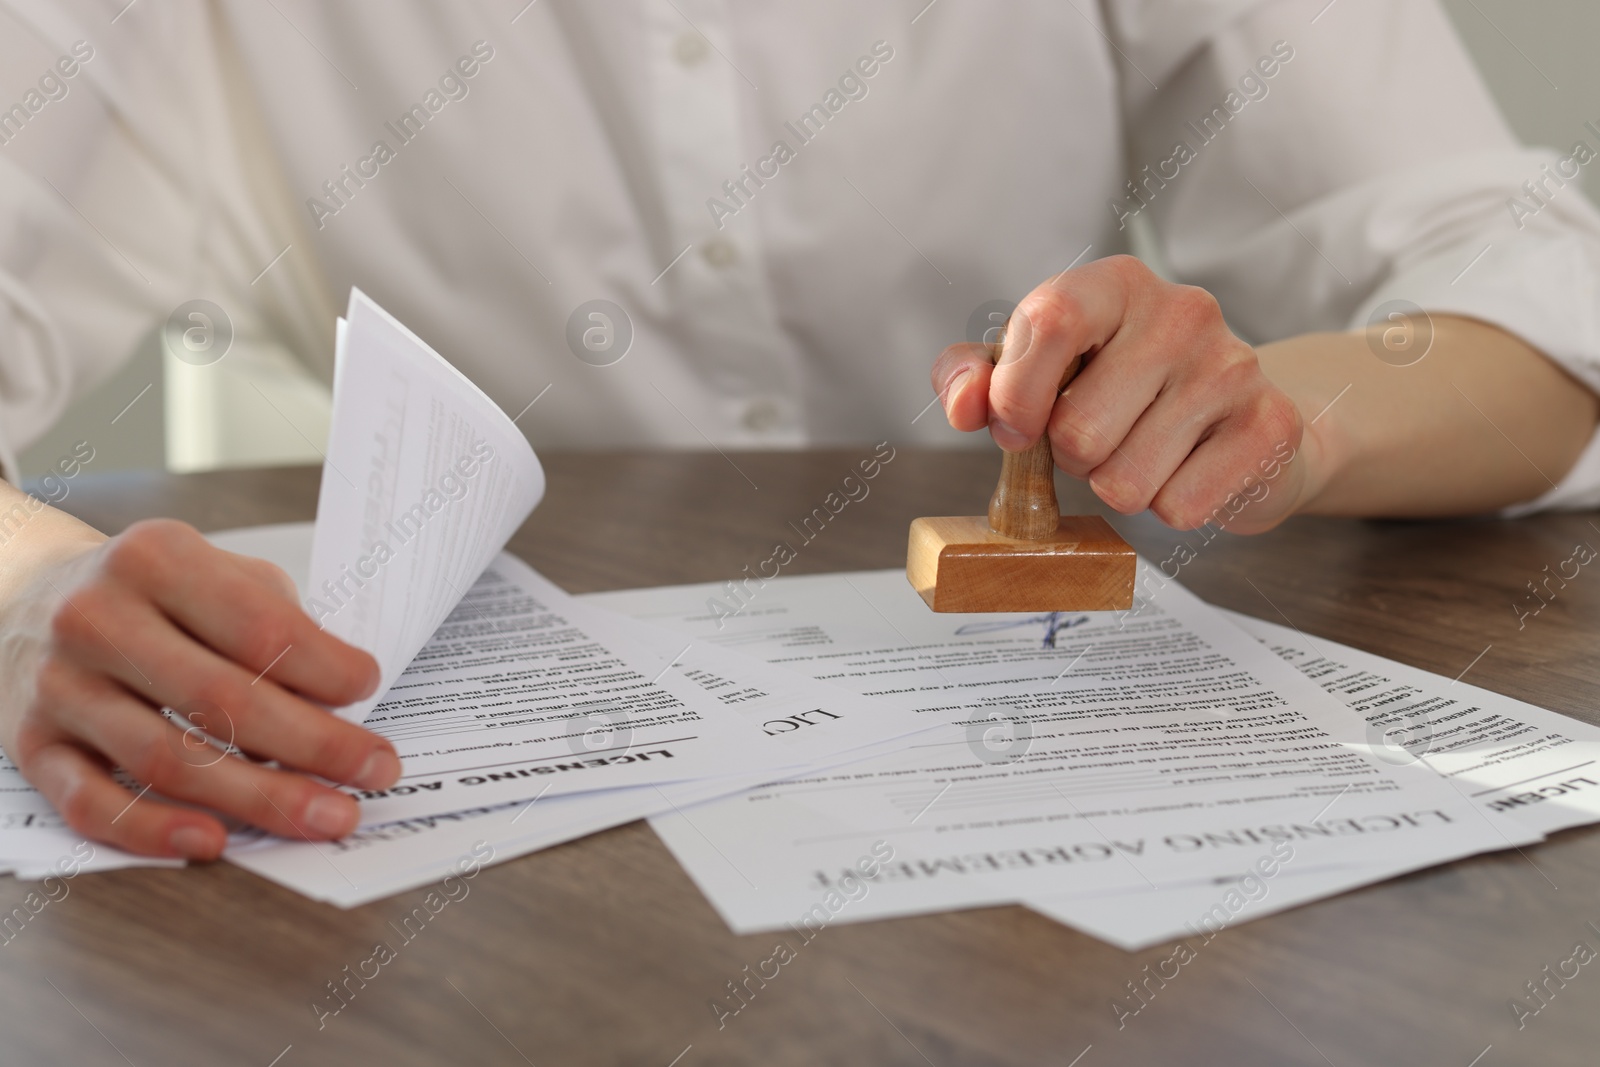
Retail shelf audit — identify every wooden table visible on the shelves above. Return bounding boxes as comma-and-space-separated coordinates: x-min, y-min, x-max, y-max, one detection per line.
7, 449, 1600, 1066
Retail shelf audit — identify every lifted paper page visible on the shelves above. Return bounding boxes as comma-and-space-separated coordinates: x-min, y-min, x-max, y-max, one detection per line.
588, 568, 1511, 932
309, 290, 544, 721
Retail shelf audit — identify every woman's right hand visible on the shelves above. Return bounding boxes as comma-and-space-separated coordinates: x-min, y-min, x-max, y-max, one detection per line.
0, 516, 400, 860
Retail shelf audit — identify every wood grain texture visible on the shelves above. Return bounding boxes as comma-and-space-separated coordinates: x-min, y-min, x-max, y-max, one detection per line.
6, 449, 1600, 1066
983, 340, 1082, 542
908, 514, 1136, 611
987, 436, 1060, 540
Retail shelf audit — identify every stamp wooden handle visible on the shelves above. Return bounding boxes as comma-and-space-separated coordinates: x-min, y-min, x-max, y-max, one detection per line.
988, 437, 1060, 539
986, 341, 1083, 541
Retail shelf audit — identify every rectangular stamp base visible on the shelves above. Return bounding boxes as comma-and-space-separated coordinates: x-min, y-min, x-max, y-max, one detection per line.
906, 515, 1136, 613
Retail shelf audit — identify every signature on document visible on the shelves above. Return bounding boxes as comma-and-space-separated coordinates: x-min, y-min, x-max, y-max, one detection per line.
954, 612, 1090, 649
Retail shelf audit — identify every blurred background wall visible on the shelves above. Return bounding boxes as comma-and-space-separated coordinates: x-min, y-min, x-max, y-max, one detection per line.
17, 0, 1600, 477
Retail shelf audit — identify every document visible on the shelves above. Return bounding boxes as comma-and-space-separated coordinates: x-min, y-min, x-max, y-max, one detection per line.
587, 568, 1521, 932
226, 789, 663, 907
1027, 612, 1600, 949
208, 522, 940, 897
209, 521, 936, 823
338, 553, 936, 822
228, 772, 758, 907
230, 727, 941, 907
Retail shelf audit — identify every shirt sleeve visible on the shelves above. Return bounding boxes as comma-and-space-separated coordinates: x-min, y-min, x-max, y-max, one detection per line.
0, 0, 333, 482
1101, 0, 1600, 513
0, 2, 190, 479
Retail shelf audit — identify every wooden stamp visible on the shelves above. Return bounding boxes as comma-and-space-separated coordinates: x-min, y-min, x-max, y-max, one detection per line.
907, 350, 1136, 613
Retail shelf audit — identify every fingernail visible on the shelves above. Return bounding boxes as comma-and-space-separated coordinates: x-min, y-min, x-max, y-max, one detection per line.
990, 418, 1030, 452
1089, 474, 1134, 514
305, 794, 358, 838
1089, 474, 1116, 505
169, 825, 218, 860
941, 368, 971, 418
356, 747, 401, 790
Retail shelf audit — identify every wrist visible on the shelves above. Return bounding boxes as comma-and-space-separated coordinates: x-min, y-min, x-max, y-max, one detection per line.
0, 483, 106, 606
1284, 403, 1344, 517
1254, 331, 1365, 519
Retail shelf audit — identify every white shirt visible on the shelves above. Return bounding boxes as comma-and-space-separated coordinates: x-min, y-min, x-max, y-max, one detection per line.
3, 0, 1600, 509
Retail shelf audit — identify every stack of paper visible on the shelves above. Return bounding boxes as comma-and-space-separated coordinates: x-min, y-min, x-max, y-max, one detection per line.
4, 289, 1596, 953
1029, 610, 1600, 949
585, 570, 1600, 946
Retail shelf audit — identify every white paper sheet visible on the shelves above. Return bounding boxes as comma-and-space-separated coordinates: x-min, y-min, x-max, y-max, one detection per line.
308, 289, 545, 722
587, 568, 1525, 933
226, 671, 947, 906
0, 753, 183, 875
1226, 610, 1600, 832
1, 834, 184, 879
1025, 612, 1600, 949
228, 725, 946, 908
1025, 857, 1436, 951
227, 775, 747, 907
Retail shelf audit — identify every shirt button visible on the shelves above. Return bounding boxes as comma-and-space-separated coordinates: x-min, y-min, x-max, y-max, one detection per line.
742, 399, 783, 433
673, 32, 710, 67
701, 239, 738, 268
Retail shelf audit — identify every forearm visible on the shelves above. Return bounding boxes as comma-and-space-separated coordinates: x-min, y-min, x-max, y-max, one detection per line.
1259, 316, 1600, 518
0, 481, 106, 605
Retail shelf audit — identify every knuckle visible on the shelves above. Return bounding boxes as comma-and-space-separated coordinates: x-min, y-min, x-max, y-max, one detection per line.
47, 590, 109, 649
125, 732, 182, 786
242, 558, 298, 601
9, 721, 53, 768
104, 520, 182, 583
1214, 342, 1258, 381
54, 776, 100, 836
242, 778, 299, 831
1022, 288, 1085, 346
1050, 411, 1110, 468
1167, 284, 1222, 328
187, 672, 250, 726
1099, 254, 1150, 287
1187, 343, 1259, 402
306, 723, 370, 781
1249, 389, 1302, 448
238, 612, 295, 672
31, 658, 77, 708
